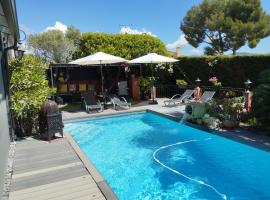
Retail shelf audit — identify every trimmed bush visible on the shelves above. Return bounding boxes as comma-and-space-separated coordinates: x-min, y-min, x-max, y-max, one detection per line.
252, 69, 270, 130
173, 55, 270, 88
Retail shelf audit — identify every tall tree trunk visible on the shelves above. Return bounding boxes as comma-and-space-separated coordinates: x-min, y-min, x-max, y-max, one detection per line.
233, 49, 236, 55
218, 32, 224, 54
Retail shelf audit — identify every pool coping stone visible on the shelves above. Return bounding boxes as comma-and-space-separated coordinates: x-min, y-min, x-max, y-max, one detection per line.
65, 133, 118, 200
63, 109, 147, 122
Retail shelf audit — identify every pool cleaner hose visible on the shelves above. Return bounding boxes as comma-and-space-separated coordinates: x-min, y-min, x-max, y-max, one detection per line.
152, 138, 227, 200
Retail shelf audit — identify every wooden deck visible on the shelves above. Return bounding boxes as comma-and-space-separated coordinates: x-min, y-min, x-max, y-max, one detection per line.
9, 138, 106, 200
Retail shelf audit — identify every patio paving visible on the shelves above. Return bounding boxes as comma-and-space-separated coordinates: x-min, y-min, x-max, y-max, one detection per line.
62, 98, 186, 121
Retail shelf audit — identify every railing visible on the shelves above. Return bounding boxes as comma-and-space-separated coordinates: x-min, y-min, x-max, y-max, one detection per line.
156, 85, 245, 99
155, 85, 180, 98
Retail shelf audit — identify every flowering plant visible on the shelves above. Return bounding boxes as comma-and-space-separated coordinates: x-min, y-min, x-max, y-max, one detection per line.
209, 76, 222, 86
208, 76, 217, 82
156, 63, 174, 74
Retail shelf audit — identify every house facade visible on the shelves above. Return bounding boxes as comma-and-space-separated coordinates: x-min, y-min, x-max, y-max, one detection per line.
0, 0, 20, 198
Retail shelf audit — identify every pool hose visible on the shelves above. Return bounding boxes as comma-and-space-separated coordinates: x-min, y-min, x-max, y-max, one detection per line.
152, 138, 227, 200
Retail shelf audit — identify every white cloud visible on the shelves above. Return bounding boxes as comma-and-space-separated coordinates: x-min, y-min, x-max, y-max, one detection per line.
44, 21, 68, 33
166, 34, 188, 50
119, 26, 157, 37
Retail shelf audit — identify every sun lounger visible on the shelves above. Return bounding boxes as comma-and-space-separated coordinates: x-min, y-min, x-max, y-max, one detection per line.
111, 97, 131, 110
81, 93, 103, 113
164, 89, 194, 106
200, 91, 216, 103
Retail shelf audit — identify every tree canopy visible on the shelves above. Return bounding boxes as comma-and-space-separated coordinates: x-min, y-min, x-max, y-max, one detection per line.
28, 26, 81, 63
74, 33, 168, 60
181, 0, 270, 55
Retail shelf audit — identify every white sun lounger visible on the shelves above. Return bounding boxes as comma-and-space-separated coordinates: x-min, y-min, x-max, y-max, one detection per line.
200, 91, 216, 103
164, 89, 194, 106
111, 97, 131, 110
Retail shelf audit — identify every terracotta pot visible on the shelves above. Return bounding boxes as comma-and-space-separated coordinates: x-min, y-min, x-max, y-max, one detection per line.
222, 120, 239, 129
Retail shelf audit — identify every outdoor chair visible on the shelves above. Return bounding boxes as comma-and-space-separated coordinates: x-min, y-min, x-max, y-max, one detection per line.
200, 91, 216, 103
111, 97, 131, 110
81, 93, 103, 113
118, 81, 129, 96
164, 89, 194, 106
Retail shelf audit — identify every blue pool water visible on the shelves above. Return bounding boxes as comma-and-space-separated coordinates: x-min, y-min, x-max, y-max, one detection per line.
65, 112, 270, 200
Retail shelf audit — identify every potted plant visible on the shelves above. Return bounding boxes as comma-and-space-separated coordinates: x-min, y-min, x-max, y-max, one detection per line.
219, 98, 242, 129
209, 76, 222, 87
176, 79, 188, 88
138, 77, 155, 100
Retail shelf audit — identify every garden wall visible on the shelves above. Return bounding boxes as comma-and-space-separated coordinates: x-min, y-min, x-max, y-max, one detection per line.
173, 55, 270, 88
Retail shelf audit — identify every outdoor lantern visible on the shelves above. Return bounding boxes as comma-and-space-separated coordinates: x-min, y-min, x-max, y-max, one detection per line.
39, 100, 64, 141
195, 77, 201, 84
244, 79, 252, 86
14, 43, 25, 61
244, 79, 252, 89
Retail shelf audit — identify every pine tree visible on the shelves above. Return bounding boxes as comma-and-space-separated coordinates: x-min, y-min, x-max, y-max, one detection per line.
181, 0, 270, 55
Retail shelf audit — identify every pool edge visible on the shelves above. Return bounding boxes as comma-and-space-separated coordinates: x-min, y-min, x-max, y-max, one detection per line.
63, 109, 147, 123
65, 133, 118, 200
64, 109, 270, 153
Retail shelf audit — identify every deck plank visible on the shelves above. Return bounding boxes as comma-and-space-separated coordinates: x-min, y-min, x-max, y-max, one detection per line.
9, 138, 106, 200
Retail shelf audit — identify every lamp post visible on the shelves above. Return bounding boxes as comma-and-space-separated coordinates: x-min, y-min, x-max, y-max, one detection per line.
14, 48, 24, 61
14, 42, 25, 61
244, 79, 253, 112
194, 77, 201, 102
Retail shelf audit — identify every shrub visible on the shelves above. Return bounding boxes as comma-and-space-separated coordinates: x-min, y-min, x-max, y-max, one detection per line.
9, 55, 50, 136
218, 97, 243, 121
185, 102, 220, 128
252, 69, 270, 130
173, 55, 270, 88
138, 77, 155, 99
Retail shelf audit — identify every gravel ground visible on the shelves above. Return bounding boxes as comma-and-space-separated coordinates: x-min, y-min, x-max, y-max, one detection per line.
2, 141, 16, 200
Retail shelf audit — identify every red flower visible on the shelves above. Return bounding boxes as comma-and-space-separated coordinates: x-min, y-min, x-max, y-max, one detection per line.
209, 77, 218, 82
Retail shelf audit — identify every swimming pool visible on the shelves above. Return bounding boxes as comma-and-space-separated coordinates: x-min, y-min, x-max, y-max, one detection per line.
65, 112, 270, 200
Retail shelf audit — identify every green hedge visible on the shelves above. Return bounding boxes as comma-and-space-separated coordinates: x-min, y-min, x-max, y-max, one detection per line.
252, 69, 270, 130
173, 55, 270, 87
74, 33, 168, 60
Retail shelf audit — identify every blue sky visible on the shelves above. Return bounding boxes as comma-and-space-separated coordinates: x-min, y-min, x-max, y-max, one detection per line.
17, 0, 270, 55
